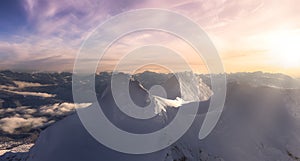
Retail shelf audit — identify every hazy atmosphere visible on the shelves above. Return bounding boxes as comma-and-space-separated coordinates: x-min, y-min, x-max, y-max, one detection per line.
1, 1, 300, 161
0, 0, 300, 76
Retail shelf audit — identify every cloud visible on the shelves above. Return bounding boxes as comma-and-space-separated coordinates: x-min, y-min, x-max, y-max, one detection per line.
13, 81, 43, 88
0, 106, 37, 115
0, 38, 75, 71
39, 102, 91, 116
0, 103, 91, 118
0, 102, 91, 134
0, 103, 90, 134
0, 115, 47, 133
1, 0, 300, 75
2, 89, 55, 98
11, 55, 75, 72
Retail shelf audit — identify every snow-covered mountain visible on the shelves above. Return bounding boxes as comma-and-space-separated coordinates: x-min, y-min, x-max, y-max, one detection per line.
26, 73, 216, 161
1, 71, 300, 160
201, 71, 300, 89
25, 73, 300, 161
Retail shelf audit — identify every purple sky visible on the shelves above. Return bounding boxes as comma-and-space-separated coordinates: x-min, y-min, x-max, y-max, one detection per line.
0, 0, 300, 76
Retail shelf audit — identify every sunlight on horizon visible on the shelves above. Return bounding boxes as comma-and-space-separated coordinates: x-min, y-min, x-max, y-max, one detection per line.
0, 0, 300, 78
268, 30, 300, 69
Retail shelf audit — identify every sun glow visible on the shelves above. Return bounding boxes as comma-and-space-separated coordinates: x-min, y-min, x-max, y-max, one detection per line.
268, 31, 300, 68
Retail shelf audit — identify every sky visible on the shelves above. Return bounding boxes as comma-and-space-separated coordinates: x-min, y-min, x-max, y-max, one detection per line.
0, 0, 300, 77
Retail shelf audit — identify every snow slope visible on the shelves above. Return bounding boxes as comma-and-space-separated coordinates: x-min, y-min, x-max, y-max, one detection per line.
26, 75, 300, 161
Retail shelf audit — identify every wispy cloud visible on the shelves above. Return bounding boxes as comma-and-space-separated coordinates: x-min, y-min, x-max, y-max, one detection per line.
2, 89, 56, 98
40, 102, 91, 116
0, 0, 299, 75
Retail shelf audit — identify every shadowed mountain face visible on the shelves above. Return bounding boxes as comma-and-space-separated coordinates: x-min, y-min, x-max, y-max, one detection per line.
98, 74, 182, 134
161, 75, 181, 100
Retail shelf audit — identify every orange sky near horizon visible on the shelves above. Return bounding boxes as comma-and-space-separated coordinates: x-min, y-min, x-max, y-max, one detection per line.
0, 0, 300, 77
